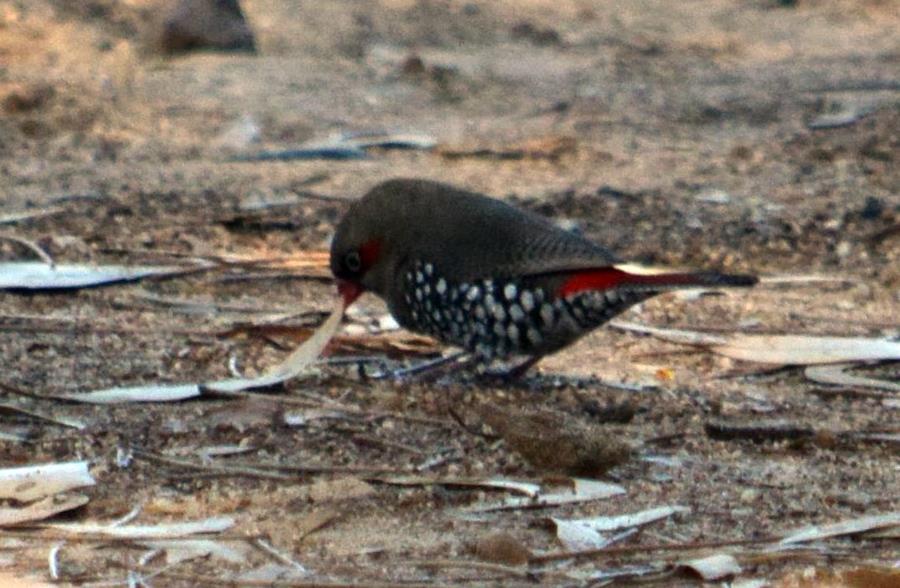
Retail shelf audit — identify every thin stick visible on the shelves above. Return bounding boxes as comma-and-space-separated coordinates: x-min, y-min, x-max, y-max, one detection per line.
214, 390, 456, 429
0, 234, 55, 266
404, 558, 530, 578
48, 542, 63, 580
530, 535, 781, 564
0, 402, 86, 429
253, 538, 308, 573
136, 450, 413, 477
0, 206, 66, 225
351, 434, 427, 456
156, 571, 450, 588
0, 315, 219, 338
136, 452, 297, 480
0, 381, 54, 401
0, 531, 264, 542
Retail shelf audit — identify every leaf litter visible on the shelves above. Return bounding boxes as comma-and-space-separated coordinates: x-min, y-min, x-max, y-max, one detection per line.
63, 296, 346, 402
2, 2, 899, 585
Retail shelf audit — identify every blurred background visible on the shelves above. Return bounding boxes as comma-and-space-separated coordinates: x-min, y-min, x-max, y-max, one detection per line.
1, 1, 896, 280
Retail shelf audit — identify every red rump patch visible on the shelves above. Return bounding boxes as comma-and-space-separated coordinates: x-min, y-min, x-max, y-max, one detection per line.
557, 268, 702, 297
359, 238, 382, 270
557, 268, 632, 297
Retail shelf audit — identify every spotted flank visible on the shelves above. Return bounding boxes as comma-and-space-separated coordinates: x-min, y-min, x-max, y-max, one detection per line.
401, 260, 650, 362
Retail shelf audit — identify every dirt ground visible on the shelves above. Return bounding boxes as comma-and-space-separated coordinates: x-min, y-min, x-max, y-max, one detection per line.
1, 0, 898, 585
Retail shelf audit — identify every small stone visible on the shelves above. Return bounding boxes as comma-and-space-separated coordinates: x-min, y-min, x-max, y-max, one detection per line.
158, 0, 256, 55
835, 241, 851, 258
860, 196, 884, 220
696, 189, 731, 204
471, 532, 531, 566
740, 488, 759, 503
2, 83, 54, 114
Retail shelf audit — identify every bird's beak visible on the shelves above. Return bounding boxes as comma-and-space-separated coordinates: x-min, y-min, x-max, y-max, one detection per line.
336, 279, 363, 307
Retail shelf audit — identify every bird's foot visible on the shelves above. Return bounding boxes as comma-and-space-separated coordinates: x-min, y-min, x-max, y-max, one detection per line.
372, 351, 470, 382
476, 355, 543, 385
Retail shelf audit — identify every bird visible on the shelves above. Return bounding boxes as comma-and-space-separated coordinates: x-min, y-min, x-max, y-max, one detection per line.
330, 179, 757, 375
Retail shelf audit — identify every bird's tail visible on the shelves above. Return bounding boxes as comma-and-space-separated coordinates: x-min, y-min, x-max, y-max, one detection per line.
557, 264, 758, 297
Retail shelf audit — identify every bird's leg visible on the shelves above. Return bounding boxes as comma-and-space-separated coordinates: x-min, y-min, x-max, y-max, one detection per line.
374, 350, 469, 381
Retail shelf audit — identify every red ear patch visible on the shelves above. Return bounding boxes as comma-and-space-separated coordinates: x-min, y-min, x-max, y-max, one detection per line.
359, 238, 382, 270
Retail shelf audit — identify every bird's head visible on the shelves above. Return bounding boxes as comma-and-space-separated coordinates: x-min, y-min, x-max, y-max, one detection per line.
330, 184, 410, 307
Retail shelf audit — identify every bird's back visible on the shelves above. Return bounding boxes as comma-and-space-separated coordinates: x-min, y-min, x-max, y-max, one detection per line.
358, 179, 619, 281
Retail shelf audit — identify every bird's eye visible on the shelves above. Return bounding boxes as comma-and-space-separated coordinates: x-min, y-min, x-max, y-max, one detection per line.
344, 250, 362, 273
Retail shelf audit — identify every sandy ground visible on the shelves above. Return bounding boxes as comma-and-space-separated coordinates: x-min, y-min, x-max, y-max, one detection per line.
0, 0, 898, 585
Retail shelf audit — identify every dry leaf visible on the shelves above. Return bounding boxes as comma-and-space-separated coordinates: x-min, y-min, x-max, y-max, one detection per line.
553, 506, 688, 550
0, 262, 189, 290
66, 297, 346, 403
238, 563, 310, 582
283, 408, 348, 427
374, 475, 541, 497
779, 511, 900, 545
0, 494, 89, 527
804, 364, 900, 392
45, 516, 235, 538
469, 478, 625, 513
63, 383, 202, 404
204, 297, 344, 392
141, 539, 251, 564
679, 553, 741, 580
612, 322, 900, 365
0, 462, 95, 502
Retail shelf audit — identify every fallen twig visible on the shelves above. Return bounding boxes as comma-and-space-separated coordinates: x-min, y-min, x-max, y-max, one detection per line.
157, 571, 451, 587
704, 419, 899, 447
530, 535, 778, 564
137, 451, 413, 478
253, 538, 308, 574
0, 402, 86, 430
0, 234, 55, 266
405, 558, 532, 578
705, 420, 816, 443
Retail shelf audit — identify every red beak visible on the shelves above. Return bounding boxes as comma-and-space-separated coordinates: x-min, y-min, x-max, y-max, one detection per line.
336, 279, 363, 307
